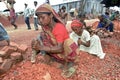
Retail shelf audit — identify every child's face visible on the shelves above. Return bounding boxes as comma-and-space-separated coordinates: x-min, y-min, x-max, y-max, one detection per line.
72, 26, 83, 35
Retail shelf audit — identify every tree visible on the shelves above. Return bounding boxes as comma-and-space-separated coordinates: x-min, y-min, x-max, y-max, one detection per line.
101, 0, 120, 7
79, 0, 87, 14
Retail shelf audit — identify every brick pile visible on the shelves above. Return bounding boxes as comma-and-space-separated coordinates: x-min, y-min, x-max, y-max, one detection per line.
0, 42, 28, 75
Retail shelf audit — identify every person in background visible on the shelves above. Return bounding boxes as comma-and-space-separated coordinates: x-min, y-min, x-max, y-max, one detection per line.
31, 3, 79, 77
23, 3, 31, 30
70, 20, 106, 59
109, 11, 119, 21
97, 14, 114, 37
58, 8, 62, 19
0, 23, 10, 45
78, 13, 87, 28
73, 8, 78, 19
105, 11, 110, 19
2, 0, 18, 29
33, 1, 39, 30
61, 6, 68, 25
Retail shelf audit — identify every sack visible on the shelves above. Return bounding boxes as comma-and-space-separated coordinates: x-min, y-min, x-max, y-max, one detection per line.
63, 38, 79, 61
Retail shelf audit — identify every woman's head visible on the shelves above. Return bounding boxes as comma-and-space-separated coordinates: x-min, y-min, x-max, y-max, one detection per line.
35, 3, 64, 26
71, 20, 83, 35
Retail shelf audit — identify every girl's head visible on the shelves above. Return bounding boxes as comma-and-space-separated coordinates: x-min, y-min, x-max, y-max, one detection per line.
71, 20, 83, 35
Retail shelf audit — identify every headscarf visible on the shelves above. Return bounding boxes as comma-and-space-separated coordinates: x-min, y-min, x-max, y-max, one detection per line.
71, 20, 83, 28
35, 3, 64, 24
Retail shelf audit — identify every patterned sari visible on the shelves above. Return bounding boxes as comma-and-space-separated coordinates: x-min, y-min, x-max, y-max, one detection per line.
39, 25, 79, 62
35, 3, 79, 62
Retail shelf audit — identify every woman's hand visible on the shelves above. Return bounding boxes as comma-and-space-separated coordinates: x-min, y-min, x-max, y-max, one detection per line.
31, 39, 41, 51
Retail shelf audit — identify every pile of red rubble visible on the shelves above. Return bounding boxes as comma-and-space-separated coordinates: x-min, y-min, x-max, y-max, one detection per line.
0, 17, 120, 79
0, 42, 28, 75
0, 34, 120, 80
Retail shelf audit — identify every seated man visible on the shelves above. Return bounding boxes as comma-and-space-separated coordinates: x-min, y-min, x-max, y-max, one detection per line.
0, 23, 10, 45
70, 20, 105, 59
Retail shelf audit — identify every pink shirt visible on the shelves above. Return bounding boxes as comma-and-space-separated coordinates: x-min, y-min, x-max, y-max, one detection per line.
10, 8, 16, 18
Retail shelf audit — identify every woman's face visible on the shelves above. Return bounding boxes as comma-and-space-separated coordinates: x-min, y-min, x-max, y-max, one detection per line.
37, 13, 51, 26
72, 26, 82, 35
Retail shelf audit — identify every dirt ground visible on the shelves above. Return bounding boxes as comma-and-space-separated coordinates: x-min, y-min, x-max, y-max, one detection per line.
0, 21, 120, 80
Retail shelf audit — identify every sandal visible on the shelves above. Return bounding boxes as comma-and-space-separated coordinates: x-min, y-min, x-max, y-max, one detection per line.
61, 67, 76, 78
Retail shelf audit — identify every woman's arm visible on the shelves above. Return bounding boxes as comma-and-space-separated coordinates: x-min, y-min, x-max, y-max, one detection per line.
31, 39, 64, 53
41, 43, 64, 53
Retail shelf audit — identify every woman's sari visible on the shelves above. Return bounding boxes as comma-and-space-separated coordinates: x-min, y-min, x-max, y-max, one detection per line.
38, 25, 79, 62
35, 3, 79, 62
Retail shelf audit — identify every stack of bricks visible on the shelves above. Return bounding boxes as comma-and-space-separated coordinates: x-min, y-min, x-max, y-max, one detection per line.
0, 42, 28, 75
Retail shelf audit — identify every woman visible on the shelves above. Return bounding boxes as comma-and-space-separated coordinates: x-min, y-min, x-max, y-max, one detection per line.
3, 0, 18, 29
0, 23, 10, 45
70, 20, 105, 59
31, 3, 78, 77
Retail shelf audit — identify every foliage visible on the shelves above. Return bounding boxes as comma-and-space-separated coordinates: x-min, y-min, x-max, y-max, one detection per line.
101, 0, 120, 7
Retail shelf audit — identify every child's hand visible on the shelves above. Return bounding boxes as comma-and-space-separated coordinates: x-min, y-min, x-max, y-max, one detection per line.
77, 38, 82, 46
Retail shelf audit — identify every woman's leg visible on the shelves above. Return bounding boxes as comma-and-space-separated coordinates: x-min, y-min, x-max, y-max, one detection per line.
89, 35, 105, 59
10, 18, 18, 29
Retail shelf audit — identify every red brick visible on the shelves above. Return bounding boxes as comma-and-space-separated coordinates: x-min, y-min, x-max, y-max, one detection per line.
5, 46, 17, 53
0, 46, 17, 58
10, 42, 19, 48
0, 51, 6, 57
10, 52, 23, 61
0, 59, 13, 74
1, 46, 8, 51
0, 57, 3, 64
18, 44, 28, 54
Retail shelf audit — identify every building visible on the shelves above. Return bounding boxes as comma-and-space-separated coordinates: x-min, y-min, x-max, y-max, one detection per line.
51, 0, 105, 15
